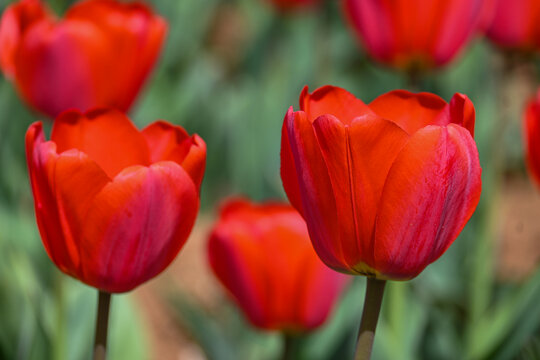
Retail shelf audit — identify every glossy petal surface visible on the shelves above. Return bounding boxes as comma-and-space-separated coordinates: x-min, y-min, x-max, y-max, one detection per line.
280, 85, 482, 280
26, 109, 206, 292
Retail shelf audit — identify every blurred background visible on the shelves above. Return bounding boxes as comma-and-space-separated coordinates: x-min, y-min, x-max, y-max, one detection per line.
2, 0, 540, 359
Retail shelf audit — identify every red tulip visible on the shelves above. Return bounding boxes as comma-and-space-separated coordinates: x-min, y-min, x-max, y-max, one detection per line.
0, 0, 166, 118
524, 90, 540, 186
26, 108, 206, 293
208, 198, 348, 332
486, 0, 540, 52
267, 0, 320, 12
280, 86, 482, 280
343, 0, 490, 70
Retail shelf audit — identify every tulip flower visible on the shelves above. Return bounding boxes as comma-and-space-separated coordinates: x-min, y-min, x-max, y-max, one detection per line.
0, 0, 166, 118
267, 0, 320, 12
524, 90, 540, 186
343, 0, 490, 71
486, 0, 540, 52
280, 85, 481, 359
281, 85, 482, 281
26, 108, 206, 293
208, 198, 348, 332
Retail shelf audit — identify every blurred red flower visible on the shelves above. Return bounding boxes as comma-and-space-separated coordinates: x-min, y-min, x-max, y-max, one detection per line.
524, 90, 540, 186
267, 0, 320, 12
208, 198, 348, 332
486, 0, 540, 52
343, 0, 491, 71
281, 85, 482, 280
0, 0, 166, 118
26, 108, 206, 292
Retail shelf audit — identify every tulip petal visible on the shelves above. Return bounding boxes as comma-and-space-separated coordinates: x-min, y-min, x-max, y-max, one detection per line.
52, 109, 150, 178
434, 93, 476, 136
142, 121, 206, 189
208, 222, 268, 327
344, 0, 395, 64
525, 95, 540, 186
373, 124, 481, 279
300, 85, 374, 125
283, 109, 345, 271
80, 162, 199, 292
66, 0, 167, 111
369, 90, 448, 135
432, 0, 485, 65
312, 114, 409, 271
13, 19, 116, 117
26, 122, 111, 279
280, 107, 304, 215
209, 199, 347, 331
0, 0, 51, 78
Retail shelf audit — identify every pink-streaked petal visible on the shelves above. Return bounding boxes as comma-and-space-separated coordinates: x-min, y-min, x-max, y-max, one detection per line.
283, 109, 346, 271
80, 162, 199, 292
374, 124, 481, 279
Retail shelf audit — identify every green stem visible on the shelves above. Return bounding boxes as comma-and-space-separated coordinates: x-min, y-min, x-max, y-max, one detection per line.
282, 333, 297, 360
355, 278, 386, 360
93, 291, 112, 360
53, 272, 66, 360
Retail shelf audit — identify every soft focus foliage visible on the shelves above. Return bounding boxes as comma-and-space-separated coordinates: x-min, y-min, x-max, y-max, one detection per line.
1, 0, 540, 359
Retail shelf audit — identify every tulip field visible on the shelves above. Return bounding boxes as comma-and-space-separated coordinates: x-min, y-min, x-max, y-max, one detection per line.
2, 0, 540, 359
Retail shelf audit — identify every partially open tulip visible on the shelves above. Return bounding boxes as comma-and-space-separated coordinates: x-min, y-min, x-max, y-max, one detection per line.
343, 0, 491, 71
281, 86, 482, 280
486, 0, 540, 52
524, 90, 540, 186
26, 108, 206, 293
0, 0, 166, 118
208, 199, 348, 332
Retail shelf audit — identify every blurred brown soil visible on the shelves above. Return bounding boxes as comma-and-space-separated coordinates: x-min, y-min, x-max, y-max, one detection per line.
496, 175, 540, 282
130, 175, 540, 359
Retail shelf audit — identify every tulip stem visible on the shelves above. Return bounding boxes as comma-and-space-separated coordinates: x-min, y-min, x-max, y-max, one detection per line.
93, 291, 112, 360
282, 333, 297, 360
354, 278, 386, 360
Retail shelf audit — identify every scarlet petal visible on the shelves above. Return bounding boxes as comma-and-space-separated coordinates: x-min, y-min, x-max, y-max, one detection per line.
312, 114, 409, 269
52, 108, 150, 178
525, 95, 540, 186
373, 124, 481, 279
300, 85, 374, 125
208, 199, 347, 331
142, 121, 191, 163
434, 93, 476, 137
344, 0, 395, 64
80, 162, 199, 293
26, 122, 110, 279
280, 107, 305, 215
142, 121, 207, 190
14, 19, 113, 117
284, 109, 345, 271
0, 0, 51, 78
66, 0, 167, 111
369, 90, 448, 135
